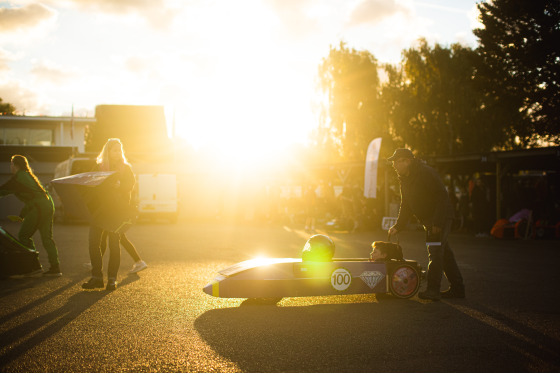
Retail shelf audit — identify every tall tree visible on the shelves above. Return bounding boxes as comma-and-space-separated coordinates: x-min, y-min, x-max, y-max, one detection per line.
383, 39, 505, 156
0, 98, 16, 116
474, 0, 560, 146
317, 42, 384, 162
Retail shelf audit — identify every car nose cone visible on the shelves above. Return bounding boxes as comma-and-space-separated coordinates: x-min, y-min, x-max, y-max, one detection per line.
203, 281, 219, 296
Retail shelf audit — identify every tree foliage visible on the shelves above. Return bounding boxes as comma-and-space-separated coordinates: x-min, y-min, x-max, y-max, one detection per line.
317, 42, 385, 162
383, 39, 508, 156
316, 40, 518, 160
474, 0, 560, 145
0, 98, 16, 116
315, 1, 560, 159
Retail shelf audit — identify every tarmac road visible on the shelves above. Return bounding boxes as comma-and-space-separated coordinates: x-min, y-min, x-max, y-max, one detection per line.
0, 220, 559, 372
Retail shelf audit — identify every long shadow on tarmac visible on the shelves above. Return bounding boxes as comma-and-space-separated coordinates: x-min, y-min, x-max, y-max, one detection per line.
0, 277, 79, 324
0, 275, 139, 368
195, 298, 560, 373
444, 300, 560, 371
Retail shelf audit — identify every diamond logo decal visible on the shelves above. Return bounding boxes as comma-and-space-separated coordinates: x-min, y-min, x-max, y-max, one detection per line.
359, 271, 385, 289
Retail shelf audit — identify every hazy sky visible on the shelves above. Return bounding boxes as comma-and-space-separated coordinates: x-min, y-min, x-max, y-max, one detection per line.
0, 0, 481, 154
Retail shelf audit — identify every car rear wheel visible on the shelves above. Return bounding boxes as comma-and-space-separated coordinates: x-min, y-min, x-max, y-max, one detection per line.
389, 264, 420, 298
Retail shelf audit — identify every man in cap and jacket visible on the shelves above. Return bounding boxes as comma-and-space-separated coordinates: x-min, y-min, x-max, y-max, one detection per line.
387, 148, 465, 300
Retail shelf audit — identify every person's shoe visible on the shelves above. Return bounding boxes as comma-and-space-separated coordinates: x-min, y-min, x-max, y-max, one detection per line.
82, 277, 104, 289
129, 260, 147, 274
43, 265, 62, 277
441, 288, 466, 299
106, 278, 118, 291
82, 262, 93, 270
418, 289, 441, 301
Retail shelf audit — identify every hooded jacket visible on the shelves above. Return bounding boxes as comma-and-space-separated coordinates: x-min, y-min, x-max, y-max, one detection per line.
394, 159, 453, 231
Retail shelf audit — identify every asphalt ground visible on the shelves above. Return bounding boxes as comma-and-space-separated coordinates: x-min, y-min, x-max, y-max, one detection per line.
0, 219, 559, 372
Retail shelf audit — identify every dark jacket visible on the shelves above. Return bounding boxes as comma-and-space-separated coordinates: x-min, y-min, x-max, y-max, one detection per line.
92, 163, 135, 206
394, 159, 453, 231
115, 164, 135, 206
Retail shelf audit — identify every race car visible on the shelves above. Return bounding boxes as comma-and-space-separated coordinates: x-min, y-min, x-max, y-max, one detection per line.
203, 235, 422, 300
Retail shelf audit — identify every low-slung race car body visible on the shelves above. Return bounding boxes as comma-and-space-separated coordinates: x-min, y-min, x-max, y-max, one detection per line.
203, 257, 422, 299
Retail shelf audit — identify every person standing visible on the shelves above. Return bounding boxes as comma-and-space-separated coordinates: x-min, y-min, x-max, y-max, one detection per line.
83, 231, 147, 274
82, 139, 136, 291
0, 155, 61, 276
470, 178, 490, 237
387, 148, 465, 300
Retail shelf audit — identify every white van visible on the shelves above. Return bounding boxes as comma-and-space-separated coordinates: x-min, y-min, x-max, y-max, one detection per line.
137, 174, 178, 223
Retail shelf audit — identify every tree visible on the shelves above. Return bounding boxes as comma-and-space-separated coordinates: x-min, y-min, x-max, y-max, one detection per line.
383, 39, 506, 156
0, 98, 16, 116
317, 42, 384, 162
474, 0, 560, 146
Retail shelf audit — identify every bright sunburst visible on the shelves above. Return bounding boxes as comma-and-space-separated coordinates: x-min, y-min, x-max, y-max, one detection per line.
157, 1, 319, 166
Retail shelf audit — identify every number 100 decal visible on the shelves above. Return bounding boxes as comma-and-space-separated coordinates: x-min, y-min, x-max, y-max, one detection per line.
331, 268, 352, 291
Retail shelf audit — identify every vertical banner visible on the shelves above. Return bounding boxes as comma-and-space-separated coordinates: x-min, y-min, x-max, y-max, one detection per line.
364, 137, 382, 198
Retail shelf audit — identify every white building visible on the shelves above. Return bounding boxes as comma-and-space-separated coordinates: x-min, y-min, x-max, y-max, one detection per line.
0, 115, 94, 153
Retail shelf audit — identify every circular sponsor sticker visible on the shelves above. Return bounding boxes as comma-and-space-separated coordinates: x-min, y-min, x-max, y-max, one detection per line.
331, 268, 352, 291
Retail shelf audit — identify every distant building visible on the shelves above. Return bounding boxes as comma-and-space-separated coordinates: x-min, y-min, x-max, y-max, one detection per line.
0, 115, 93, 153
91, 105, 170, 153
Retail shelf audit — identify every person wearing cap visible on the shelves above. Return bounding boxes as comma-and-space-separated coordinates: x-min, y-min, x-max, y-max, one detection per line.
387, 148, 465, 300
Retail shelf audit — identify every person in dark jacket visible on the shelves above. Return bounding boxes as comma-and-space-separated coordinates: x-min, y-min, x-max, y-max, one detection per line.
82, 138, 137, 291
387, 148, 465, 300
0, 155, 61, 276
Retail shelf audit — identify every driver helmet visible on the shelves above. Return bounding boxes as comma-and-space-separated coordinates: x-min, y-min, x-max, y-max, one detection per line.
301, 234, 335, 262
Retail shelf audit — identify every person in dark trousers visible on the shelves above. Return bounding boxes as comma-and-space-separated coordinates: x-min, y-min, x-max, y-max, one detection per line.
102, 231, 146, 273
83, 231, 147, 274
0, 155, 61, 276
387, 148, 465, 300
82, 138, 136, 291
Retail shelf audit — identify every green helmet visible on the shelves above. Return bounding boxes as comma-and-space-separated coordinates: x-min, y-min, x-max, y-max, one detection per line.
302, 234, 335, 262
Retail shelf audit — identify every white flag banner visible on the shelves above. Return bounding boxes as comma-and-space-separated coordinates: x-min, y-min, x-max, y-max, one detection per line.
364, 137, 382, 198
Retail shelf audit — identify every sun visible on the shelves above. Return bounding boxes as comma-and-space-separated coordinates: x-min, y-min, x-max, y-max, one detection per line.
170, 58, 317, 169
157, 2, 319, 169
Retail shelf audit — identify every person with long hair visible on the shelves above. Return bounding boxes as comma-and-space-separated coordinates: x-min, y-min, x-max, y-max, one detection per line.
0, 155, 61, 276
82, 138, 140, 291
94, 139, 147, 274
